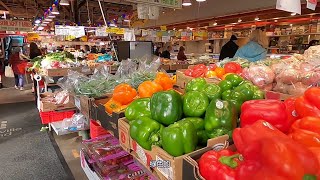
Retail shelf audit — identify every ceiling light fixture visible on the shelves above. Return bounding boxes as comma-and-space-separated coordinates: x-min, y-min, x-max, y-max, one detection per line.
254, 16, 260, 21
182, 0, 192, 6
59, 0, 70, 6
274, 20, 278, 22
35, 19, 41, 24
213, 22, 217, 26
291, 12, 297, 16
196, 0, 206, 2
238, 18, 242, 23
51, 4, 60, 15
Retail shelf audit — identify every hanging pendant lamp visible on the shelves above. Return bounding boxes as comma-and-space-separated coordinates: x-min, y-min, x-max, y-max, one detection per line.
182, 0, 192, 6
196, 0, 206, 2
51, 4, 60, 14
59, 0, 70, 6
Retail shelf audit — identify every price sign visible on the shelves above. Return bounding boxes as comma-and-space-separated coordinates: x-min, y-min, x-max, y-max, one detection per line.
276, 0, 301, 14
69, 26, 85, 38
307, 0, 317, 10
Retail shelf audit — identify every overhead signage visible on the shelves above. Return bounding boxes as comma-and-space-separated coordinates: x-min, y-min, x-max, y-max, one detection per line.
276, 0, 301, 14
55, 25, 85, 38
0, 20, 32, 31
126, 0, 182, 9
27, 33, 40, 41
307, 0, 317, 10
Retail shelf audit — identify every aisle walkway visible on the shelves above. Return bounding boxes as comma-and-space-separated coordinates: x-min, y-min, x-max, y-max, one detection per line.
0, 92, 73, 179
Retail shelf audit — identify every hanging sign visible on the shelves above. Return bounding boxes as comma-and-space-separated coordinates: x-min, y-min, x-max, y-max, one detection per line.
69, 26, 85, 38
0, 20, 32, 31
276, 0, 301, 14
115, 28, 125, 35
95, 27, 108, 36
307, 0, 317, 10
126, 0, 182, 9
55, 25, 70, 36
27, 33, 40, 41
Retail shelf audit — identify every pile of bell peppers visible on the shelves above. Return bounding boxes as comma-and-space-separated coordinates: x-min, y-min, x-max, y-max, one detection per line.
218, 74, 264, 113
199, 120, 320, 180
104, 72, 174, 114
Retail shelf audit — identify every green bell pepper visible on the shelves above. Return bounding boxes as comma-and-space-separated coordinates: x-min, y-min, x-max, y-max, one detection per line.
252, 85, 265, 99
180, 117, 208, 145
161, 120, 198, 156
125, 98, 151, 121
185, 78, 207, 92
233, 82, 254, 101
151, 90, 183, 126
224, 74, 244, 87
202, 84, 221, 101
204, 99, 237, 139
222, 90, 232, 100
130, 117, 164, 150
183, 91, 209, 117
218, 80, 233, 92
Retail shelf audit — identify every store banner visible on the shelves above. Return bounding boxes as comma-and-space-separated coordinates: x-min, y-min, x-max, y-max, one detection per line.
307, 0, 317, 10
68, 26, 85, 38
0, 20, 32, 31
276, 0, 301, 14
126, 0, 182, 9
95, 27, 108, 36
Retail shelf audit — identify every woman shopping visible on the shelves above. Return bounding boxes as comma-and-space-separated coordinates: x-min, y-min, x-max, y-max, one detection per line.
9, 47, 28, 91
234, 29, 268, 62
177, 46, 187, 61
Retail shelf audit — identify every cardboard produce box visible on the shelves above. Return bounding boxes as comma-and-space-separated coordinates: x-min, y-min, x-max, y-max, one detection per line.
182, 137, 230, 180
40, 92, 75, 112
264, 90, 297, 101
94, 98, 124, 139
176, 69, 220, 89
118, 118, 230, 180
43, 67, 83, 77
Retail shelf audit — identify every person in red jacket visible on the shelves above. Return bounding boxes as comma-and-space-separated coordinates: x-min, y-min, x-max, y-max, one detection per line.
9, 47, 27, 91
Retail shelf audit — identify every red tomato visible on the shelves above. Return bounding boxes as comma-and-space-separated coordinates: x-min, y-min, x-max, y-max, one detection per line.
208, 64, 217, 71
184, 69, 193, 76
193, 64, 207, 70
192, 68, 206, 78
224, 62, 242, 74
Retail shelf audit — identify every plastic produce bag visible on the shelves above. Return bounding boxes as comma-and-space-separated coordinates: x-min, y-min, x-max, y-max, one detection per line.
5, 65, 14, 77
62, 113, 88, 132
275, 67, 301, 84
242, 64, 275, 88
54, 90, 70, 105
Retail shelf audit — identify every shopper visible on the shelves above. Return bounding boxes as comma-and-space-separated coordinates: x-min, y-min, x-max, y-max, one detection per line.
177, 46, 187, 61
234, 29, 268, 62
161, 46, 172, 59
29, 42, 42, 59
308, 40, 319, 48
154, 47, 163, 57
219, 35, 239, 60
9, 47, 27, 91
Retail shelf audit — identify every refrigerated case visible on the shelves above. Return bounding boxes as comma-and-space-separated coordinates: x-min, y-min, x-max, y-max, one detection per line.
115, 41, 153, 61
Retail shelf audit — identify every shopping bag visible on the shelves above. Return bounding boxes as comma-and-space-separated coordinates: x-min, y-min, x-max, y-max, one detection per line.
5, 65, 14, 77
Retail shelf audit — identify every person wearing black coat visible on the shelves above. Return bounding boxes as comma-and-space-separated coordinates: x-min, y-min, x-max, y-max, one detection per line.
219, 35, 239, 60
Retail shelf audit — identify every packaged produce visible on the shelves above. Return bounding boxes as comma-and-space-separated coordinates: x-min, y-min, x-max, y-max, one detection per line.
199, 149, 240, 180
125, 98, 151, 122
161, 120, 198, 157
82, 135, 119, 157
204, 99, 237, 139
240, 100, 290, 133
129, 117, 164, 150
92, 144, 126, 161
150, 90, 183, 126
242, 64, 275, 88
233, 121, 319, 180
62, 113, 89, 132
183, 91, 209, 117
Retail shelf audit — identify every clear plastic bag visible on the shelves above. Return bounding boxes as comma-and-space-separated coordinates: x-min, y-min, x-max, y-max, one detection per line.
54, 90, 70, 105
242, 64, 275, 88
62, 113, 89, 132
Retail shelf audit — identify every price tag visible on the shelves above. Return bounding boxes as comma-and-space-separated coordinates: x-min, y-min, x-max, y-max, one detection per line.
156, 156, 173, 180
136, 144, 147, 165
75, 97, 81, 110
216, 100, 224, 109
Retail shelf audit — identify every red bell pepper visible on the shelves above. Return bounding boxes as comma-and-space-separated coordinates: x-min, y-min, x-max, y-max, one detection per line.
198, 149, 240, 180
240, 100, 290, 133
284, 97, 299, 125
233, 121, 320, 180
288, 116, 320, 148
224, 62, 242, 74
295, 87, 320, 118
184, 69, 193, 76
191, 64, 208, 78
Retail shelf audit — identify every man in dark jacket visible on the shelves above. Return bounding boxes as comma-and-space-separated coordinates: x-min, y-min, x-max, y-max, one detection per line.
161, 46, 172, 59
219, 35, 239, 60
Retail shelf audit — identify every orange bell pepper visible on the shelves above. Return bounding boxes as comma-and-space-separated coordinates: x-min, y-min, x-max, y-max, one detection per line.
289, 116, 320, 148
104, 98, 122, 114
112, 84, 137, 105
138, 81, 163, 98
154, 72, 174, 90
